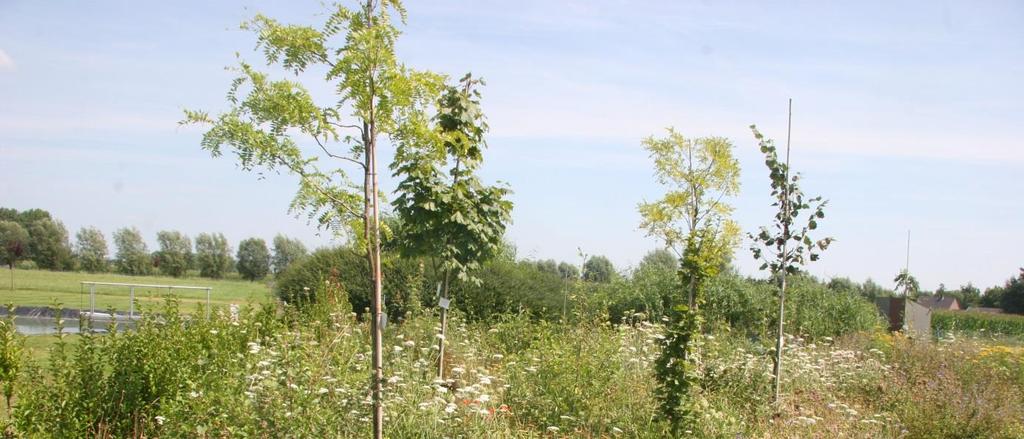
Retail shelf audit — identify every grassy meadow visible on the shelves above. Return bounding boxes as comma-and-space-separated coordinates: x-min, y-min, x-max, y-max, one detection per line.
1, 267, 272, 313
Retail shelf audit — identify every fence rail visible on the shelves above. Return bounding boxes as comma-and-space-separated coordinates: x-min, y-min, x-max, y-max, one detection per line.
80, 281, 213, 319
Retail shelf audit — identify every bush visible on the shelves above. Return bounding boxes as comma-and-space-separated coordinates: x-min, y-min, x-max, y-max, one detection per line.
704, 273, 881, 340
450, 259, 566, 321
275, 247, 420, 319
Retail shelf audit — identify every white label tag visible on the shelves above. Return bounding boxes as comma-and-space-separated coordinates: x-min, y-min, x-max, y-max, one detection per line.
439, 298, 450, 309
379, 313, 388, 331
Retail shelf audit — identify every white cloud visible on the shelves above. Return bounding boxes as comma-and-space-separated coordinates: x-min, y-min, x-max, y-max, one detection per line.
0, 49, 14, 72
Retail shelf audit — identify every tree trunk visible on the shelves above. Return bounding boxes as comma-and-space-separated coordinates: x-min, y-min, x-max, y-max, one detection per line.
437, 270, 450, 379
366, 132, 384, 439
773, 272, 786, 403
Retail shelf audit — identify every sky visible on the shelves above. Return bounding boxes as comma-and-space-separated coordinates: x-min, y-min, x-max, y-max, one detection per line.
1, 0, 1021, 291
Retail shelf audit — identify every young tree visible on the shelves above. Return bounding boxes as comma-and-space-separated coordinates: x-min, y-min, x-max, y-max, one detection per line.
237, 238, 271, 281
195, 233, 232, 279
271, 235, 307, 275
75, 227, 108, 273
391, 74, 513, 378
181, 2, 444, 434
637, 128, 740, 307
637, 129, 739, 433
893, 269, 919, 298
155, 231, 192, 278
26, 218, 73, 271
112, 227, 151, 276
748, 113, 833, 403
0, 222, 29, 291
582, 255, 616, 283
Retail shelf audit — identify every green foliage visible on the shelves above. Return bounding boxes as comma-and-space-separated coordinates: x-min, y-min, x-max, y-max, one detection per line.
933, 310, 1024, 337
997, 269, 1024, 314
26, 218, 73, 271
275, 247, 419, 318
181, 2, 443, 243
654, 232, 722, 434
638, 248, 677, 274
74, 227, 108, 273
893, 269, 920, 297
112, 227, 151, 276
391, 74, 512, 288
748, 123, 833, 401
637, 128, 741, 264
0, 221, 29, 270
450, 259, 566, 321
271, 234, 307, 275
155, 230, 192, 278
0, 304, 23, 412
557, 261, 579, 280
195, 233, 232, 279
236, 237, 271, 281
583, 255, 616, 283
748, 126, 833, 274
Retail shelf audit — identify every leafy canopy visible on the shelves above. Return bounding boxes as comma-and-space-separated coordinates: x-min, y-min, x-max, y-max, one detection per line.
638, 128, 741, 260
748, 125, 833, 275
390, 74, 513, 284
181, 2, 444, 241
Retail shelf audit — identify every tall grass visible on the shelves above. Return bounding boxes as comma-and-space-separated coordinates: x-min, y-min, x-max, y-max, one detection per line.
933, 310, 1024, 337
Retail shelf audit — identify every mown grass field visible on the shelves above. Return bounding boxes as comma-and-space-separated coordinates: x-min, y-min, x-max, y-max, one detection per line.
1, 268, 274, 314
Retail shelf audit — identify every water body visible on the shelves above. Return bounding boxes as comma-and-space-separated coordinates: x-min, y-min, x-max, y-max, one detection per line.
3, 307, 138, 335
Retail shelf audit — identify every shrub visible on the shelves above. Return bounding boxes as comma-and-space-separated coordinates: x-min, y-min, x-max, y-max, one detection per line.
275, 247, 420, 318
449, 259, 566, 321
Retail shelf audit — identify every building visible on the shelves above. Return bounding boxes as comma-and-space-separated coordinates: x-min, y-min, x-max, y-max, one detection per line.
874, 297, 931, 336
916, 295, 962, 311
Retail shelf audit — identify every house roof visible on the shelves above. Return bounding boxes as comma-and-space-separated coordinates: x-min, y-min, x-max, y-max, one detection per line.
917, 295, 960, 309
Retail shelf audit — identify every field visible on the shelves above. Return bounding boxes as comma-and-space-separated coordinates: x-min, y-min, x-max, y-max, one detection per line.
1, 268, 273, 313
5, 303, 1023, 438
933, 309, 1024, 338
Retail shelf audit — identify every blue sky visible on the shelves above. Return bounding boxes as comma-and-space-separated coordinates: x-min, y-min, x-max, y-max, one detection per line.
1, 0, 1021, 291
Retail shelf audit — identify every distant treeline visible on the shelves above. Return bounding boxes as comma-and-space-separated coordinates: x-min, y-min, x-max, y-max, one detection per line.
0, 207, 308, 281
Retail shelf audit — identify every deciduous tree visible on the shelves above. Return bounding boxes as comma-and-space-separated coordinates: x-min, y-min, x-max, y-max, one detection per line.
113, 227, 151, 276
237, 238, 271, 281
748, 116, 833, 403
181, 2, 444, 434
638, 128, 740, 308
155, 231, 192, 278
195, 233, 231, 279
26, 218, 73, 270
75, 227, 108, 273
271, 235, 307, 276
583, 255, 616, 283
0, 222, 29, 290
391, 74, 512, 378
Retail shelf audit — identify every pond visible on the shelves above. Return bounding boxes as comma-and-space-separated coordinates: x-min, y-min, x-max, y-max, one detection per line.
14, 314, 137, 335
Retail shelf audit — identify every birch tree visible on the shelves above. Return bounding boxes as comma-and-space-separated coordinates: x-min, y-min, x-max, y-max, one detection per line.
748, 115, 833, 403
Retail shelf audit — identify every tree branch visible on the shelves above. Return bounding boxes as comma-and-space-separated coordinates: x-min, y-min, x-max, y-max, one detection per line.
313, 133, 367, 170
